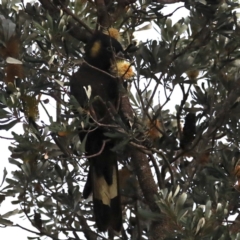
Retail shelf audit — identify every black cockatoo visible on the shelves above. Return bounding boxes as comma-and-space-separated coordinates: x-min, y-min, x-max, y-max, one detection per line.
70, 31, 124, 232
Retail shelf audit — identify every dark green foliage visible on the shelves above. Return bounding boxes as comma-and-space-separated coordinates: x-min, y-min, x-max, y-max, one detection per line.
0, 0, 240, 239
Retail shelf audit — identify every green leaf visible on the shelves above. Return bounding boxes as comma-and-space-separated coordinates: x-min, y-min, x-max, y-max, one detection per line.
0, 119, 19, 131
195, 217, 205, 235
0, 218, 13, 226
0, 167, 7, 187
137, 208, 161, 221
33, 21, 46, 33
175, 192, 187, 214
54, 79, 65, 87
173, 185, 180, 198
2, 209, 19, 218
8, 158, 22, 168
21, 163, 31, 177
0, 108, 10, 118
0, 195, 5, 204
79, 133, 87, 153
45, 11, 53, 31
205, 200, 212, 219
111, 138, 130, 152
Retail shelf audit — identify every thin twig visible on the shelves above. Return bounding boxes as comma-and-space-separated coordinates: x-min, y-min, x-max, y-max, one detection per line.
58, 2, 93, 34
148, 153, 163, 189
85, 139, 110, 158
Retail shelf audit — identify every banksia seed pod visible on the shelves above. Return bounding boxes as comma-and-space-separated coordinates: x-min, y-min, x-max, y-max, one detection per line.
146, 119, 162, 140
0, 35, 20, 58
22, 95, 40, 122
57, 131, 70, 137
1, 36, 24, 84
186, 70, 199, 80
5, 63, 24, 83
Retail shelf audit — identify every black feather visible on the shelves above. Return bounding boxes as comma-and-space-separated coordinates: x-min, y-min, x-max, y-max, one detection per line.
180, 113, 196, 149
70, 32, 123, 232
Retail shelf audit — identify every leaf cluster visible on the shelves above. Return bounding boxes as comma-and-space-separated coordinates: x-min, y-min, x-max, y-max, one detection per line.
0, 0, 240, 239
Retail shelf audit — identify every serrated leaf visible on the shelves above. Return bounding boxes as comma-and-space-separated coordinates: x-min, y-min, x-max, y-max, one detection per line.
37, 161, 49, 172
40, 197, 53, 207
79, 133, 87, 153
178, 209, 188, 222
10, 0, 22, 4
216, 203, 222, 212
54, 79, 65, 87
0, 108, 10, 118
2, 209, 19, 218
167, 191, 173, 202
0, 167, 7, 187
45, 11, 53, 31
135, 90, 141, 105
48, 54, 55, 65
6, 57, 22, 64
160, 188, 168, 199
175, 192, 187, 214
166, 18, 172, 28
21, 163, 31, 177
0, 17, 16, 39
137, 208, 161, 221
129, 90, 139, 107
11, 200, 20, 205
173, 185, 180, 198
74, 219, 80, 229
0, 119, 19, 131
8, 158, 21, 168
205, 200, 212, 219
5, 178, 19, 185
195, 217, 205, 235
103, 131, 126, 139
0, 195, 5, 204
55, 164, 64, 181
0, 218, 13, 226
33, 21, 46, 33
177, 24, 188, 36
75, 0, 88, 14
111, 138, 130, 152
0, 94, 7, 106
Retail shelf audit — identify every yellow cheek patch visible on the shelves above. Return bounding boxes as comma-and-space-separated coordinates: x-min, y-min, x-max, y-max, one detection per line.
104, 28, 121, 42
90, 41, 101, 58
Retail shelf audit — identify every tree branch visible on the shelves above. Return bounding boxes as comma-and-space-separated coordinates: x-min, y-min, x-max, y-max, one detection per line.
119, 90, 164, 239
